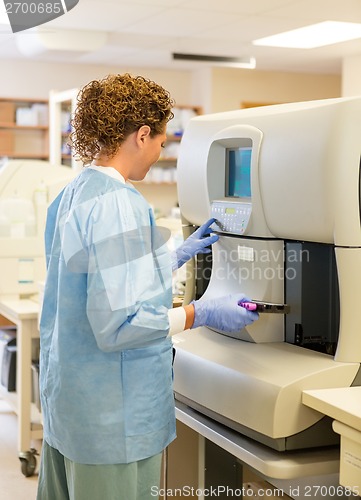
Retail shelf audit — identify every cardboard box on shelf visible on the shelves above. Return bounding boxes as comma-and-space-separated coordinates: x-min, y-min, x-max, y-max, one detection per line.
0, 130, 14, 155
0, 102, 15, 124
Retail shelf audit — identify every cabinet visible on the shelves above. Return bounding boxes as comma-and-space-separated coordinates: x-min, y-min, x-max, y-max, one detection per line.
0, 98, 49, 160
49, 88, 80, 170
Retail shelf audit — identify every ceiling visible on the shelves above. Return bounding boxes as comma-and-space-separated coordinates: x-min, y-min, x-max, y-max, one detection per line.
1, 0, 361, 74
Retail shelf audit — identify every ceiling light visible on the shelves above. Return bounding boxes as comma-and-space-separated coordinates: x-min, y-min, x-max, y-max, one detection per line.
253, 21, 361, 49
0, 8, 10, 25
16, 28, 107, 57
172, 53, 256, 69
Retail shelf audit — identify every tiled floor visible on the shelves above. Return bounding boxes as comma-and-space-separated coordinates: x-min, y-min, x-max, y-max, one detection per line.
0, 399, 40, 500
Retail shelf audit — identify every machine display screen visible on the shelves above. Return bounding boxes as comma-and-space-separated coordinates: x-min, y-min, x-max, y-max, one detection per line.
226, 147, 252, 198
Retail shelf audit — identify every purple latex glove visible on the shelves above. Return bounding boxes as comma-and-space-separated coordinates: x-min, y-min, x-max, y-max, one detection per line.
192, 294, 259, 333
172, 218, 219, 271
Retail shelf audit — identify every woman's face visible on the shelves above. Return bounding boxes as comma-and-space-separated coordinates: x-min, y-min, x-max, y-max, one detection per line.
130, 126, 167, 181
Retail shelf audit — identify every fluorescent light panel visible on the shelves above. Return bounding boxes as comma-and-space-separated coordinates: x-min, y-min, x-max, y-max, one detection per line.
253, 21, 361, 49
0, 9, 10, 25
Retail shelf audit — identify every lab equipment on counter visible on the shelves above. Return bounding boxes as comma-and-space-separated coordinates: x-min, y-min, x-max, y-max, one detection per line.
172, 96, 361, 453
0, 159, 75, 299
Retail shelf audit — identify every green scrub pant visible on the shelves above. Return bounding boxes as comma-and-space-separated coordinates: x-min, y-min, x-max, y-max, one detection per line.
36, 441, 162, 500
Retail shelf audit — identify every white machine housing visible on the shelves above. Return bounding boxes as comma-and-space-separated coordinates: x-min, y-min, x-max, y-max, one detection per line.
0, 160, 75, 299
173, 96, 361, 450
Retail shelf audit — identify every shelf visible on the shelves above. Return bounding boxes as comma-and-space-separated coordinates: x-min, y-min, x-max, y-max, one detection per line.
0, 97, 49, 161
0, 153, 49, 159
166, 134, 183, 141
0, 123, 48, 130
175, 400, 341, 480
158, 157, 178, 162
0, 385, 42, 436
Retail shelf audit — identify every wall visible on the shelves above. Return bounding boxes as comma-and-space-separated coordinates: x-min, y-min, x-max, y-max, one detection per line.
0, 59, 195, 105
0, 58, 343, 216
210, 67, 341, 112
342, 55, 361, 96
0, 59, 342, 113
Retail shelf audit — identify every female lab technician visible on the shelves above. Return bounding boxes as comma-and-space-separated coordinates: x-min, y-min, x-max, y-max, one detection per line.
36, 73, 258, 500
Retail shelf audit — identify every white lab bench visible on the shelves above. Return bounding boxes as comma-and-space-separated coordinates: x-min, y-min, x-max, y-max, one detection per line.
303, 387, 361, 494
0, 298, 41, 477
175, 400, 358, 500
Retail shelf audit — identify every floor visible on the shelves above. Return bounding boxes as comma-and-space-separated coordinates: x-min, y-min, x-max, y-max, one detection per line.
0, 398, 40, 500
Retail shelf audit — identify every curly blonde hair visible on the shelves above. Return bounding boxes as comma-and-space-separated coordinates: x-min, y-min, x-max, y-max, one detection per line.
69, 73, 175, 164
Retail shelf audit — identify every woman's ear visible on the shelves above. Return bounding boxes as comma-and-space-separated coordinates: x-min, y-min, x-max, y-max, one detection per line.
137, 125, 151, 145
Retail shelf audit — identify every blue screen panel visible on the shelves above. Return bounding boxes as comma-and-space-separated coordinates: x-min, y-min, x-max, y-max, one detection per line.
227, 147, 252, 198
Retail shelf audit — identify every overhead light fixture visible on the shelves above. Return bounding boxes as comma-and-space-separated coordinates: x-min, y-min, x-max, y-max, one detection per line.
172, 53, 256, 69
253, 21, 361, 49
16, 28, 107, 57
0, 7, 10, 25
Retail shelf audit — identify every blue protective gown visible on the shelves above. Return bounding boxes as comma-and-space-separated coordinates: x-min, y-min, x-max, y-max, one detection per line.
39, 166, 176, 465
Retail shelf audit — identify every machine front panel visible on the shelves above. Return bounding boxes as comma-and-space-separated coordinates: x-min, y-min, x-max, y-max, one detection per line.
203, 235, 285, 343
